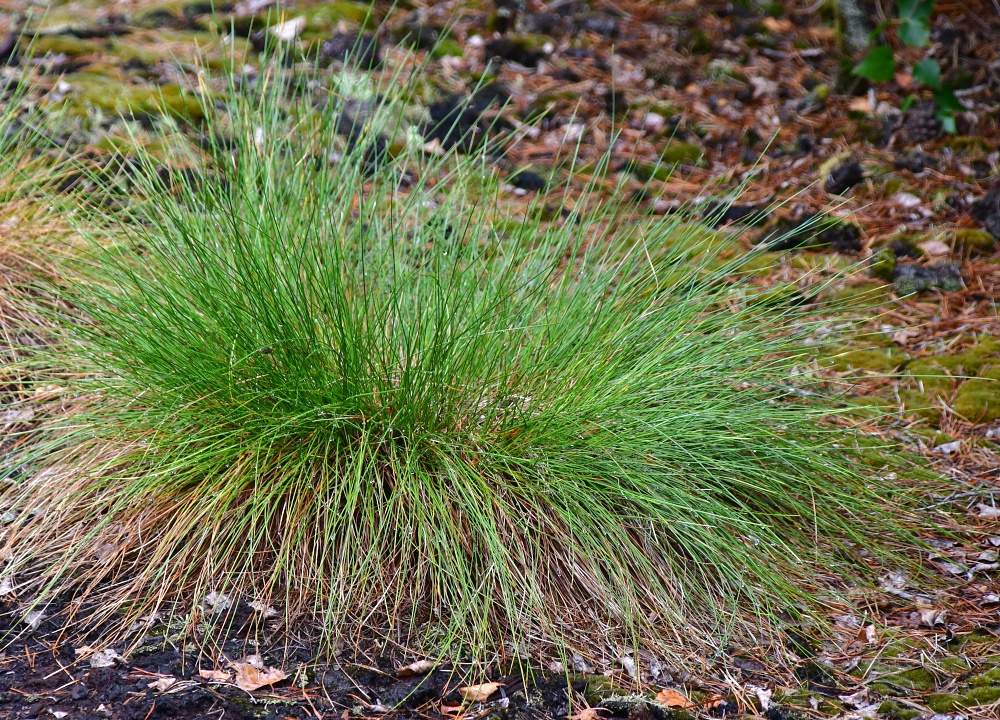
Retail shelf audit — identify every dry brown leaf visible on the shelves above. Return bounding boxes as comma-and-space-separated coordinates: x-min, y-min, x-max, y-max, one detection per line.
89, 649, 125, 668
232, 662, 287, 691
569, 708, 603, 720
655, 688, 692, 708
458, 681, 502, 703
919, 607, 947, 627
397, 659, 436, 677
762, 17, 793, 32
807, 26, 835, 40
858, 624, 877, 645
918, 239, 949, 256
848, 97, 873, 113
148, 677, 178, 693
892, 328, 920, 345
238, 653, 264, 669
703, 694, 726, 711
838, 688, 869, 708
199, 668, 232, 682
977, 503, 1000, 520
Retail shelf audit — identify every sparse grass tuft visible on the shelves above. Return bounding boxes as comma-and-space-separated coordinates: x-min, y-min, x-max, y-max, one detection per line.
2, 61, 920, 666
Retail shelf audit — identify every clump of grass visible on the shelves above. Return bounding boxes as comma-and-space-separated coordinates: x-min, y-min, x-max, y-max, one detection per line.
2, 62, 918, 665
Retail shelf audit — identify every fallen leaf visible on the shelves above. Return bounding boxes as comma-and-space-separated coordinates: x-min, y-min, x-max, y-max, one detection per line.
0, 577, 13, 596
148, 677, 178, 692
268, 16, 305, 42
703, 694, 726, 711
569, 709, 603, 720
977, 503, 1000, 520
863, 624, 877, 645
397, 659, 436, 677
199, 668, 232, 682
616, 656, 637, 678
749, 76, 778, 99
238, 654, 265, 669
891, 327, 920, 345
936, 560, 966, 575
458, 682, 502, 703
889, 193, 924, 208
0, 408, 34, 423
919, 608, 947, 627
233, 662, 287, 691
89, 649, 125, 668
848, 97, 872, 112
762, 17, 792, 32
655, 688, 692, 708
422, 139, 445, 156
749, 685, 772, 712
248, 600, 279, 618
572, 654, 594, 673
918, 239, 949, 256
935, 440, 962, 455
838, 688, 869, 708
203, 591, 232, 614
24, 610, 44, 630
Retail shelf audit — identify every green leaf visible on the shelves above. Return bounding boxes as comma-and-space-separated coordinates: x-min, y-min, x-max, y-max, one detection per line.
898, 18, 930, 46
939, 112, 956, 133
852, 46, 896, 82
912, 58, 941, 89
900, 94, 917, 112
897, 0, 935, 46
933, 86, 963, 112
899, 0, 935, 22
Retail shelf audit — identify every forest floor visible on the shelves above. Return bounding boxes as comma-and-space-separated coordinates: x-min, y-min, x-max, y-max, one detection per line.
0, 0, 999, 718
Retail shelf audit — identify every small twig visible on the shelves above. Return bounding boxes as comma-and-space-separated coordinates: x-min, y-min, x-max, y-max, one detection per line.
302, 686, 323, 720
920, 490, 986, 509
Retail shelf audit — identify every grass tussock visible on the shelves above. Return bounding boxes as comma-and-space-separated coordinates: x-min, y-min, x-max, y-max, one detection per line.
1, 62, 920, 665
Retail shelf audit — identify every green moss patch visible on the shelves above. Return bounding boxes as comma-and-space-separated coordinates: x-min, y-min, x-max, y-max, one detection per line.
969, 667, 1000, 686
33, 35, 106, 57
932, 685, 1000, 711
927, 693, 962, 712
888, 666, 938, 691
877, 701, 920, 720
661, 141, 704, 165
109, 30, 252, 71
821, 346, 907, 373
897, 389, 941, 424
870, 248, 896, 282
943, 135, 992, 155
299, 1, 380, 31
953, 367, 1000, 422
952, 228, 998, 256
51, 71, 206, 122
906, 337, 1000, 393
